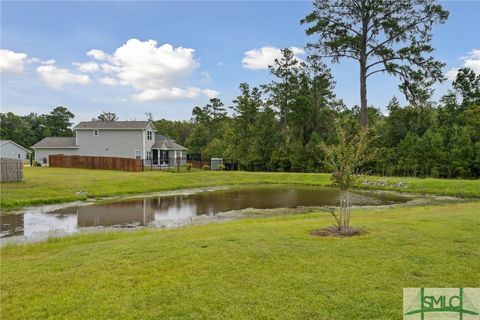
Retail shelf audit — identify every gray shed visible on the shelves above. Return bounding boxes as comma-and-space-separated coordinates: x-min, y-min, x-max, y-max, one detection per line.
210, 158, 223, 171
0, 140, 31, 160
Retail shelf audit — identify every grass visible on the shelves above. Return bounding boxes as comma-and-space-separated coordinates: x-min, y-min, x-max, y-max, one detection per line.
1, 167, 479, 210
357, 175, 480, 198
1, 202, 479, 319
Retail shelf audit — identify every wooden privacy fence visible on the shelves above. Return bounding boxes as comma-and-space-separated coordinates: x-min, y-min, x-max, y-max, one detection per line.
187, 160, 210, 169
49, 154, 143, 172
1, 158, 24, 182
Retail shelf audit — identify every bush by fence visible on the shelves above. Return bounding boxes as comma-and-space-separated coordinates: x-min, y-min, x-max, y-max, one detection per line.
49, 155, 143, 172
1, 158, 24, 182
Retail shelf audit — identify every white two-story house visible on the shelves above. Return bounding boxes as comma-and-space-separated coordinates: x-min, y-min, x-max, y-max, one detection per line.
32, 121, 187, 167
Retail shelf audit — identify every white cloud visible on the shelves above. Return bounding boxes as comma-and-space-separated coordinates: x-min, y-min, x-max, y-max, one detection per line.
74, 61, 100, 73
446, 49, 480, 80
0, 49, 28, 73
1, 49, 91, 89
86, 38, 217, 101
86, 49, 110, 61
134, 87, 219, 102
29, 57, 55, 65
99, 76, 120, 85
446, 68, 460, 81
203, 89, 220, 99
462, 49, 480, 73
242, 46, 305, 70
37, 65, 91, 89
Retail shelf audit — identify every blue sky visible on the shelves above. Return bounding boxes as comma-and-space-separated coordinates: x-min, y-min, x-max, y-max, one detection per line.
1, 1, 479, 122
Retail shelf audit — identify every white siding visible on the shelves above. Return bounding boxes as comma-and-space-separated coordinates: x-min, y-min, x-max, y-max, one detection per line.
0, 142, 29, 160
144, 123, 156, 156
76, 129, 144, 159
34, 148, 79, 165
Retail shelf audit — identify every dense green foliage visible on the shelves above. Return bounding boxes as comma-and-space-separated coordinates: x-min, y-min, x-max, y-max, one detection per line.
156, 65, 479, 178
0, 106, 74, 150
2, 202, 479, 319
1, 67, 478, 178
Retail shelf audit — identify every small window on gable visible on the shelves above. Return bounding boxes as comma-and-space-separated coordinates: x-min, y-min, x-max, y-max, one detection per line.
93, 130, 99, 136
17, 153, 21, 159
147, 131, 152, 140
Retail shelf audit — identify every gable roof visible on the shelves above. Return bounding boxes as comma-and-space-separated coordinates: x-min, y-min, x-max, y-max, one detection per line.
0, 140, 32, 153
151, 134, 188, 151
32, 137, 78, 149
73, 121, 154, 130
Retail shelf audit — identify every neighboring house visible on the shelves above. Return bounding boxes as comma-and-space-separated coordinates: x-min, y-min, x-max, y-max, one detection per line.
151, 134, 188, 166
0, 140, 31, 160
32, 121, 188, 167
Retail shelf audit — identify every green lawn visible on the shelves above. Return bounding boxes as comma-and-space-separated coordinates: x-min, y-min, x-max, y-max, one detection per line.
1, 202, 479, 319
1, 167, 479, 210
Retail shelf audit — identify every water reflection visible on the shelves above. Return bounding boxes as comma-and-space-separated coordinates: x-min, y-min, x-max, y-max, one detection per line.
0, 185, 411, 242
78, 200, 155, 227
0, 214, 24, 237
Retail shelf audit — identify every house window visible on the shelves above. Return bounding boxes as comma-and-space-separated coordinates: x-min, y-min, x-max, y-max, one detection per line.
146, 151, 152, 160
147, 131, 152, 140
93, 130, 99, 136
135, 150, 141, 160
17, 153, 21, 159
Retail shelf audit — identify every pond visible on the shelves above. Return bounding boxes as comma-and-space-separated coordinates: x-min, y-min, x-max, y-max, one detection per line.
0, 185, 412, 243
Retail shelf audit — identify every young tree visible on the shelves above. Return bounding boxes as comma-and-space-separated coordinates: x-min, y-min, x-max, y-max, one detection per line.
321, 122, 374, 231
302, 0, 449, 127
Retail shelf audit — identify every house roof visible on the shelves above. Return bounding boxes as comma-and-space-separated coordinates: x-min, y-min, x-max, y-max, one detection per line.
0, 140, 32, 153
32, 137, 78, 149
73, 121, 154, 130
151, 134, 188, 151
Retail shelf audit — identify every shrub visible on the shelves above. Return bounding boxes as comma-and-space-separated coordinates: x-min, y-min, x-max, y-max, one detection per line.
219, 164, 225, 171
202, 165, 210, 170
321, 121, 375, 230
186, 163, 192, 171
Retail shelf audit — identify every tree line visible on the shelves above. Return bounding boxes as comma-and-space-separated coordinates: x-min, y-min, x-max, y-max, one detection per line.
0, 107, 75, 150
1, 63, 477, 178
158, 59, 479, 179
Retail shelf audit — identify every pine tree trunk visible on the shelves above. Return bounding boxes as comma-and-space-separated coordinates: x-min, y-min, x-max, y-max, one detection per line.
360, 57, 368, 128
360, 10, 368, 129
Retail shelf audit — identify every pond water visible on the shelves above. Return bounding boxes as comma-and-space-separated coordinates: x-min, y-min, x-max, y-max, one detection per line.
0, 185, 411, 243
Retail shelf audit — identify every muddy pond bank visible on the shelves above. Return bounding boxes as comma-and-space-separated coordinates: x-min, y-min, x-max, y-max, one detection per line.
1, 184, 447, 244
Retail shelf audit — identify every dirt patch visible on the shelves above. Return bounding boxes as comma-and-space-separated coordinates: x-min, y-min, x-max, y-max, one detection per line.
310, 226, 365, 238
